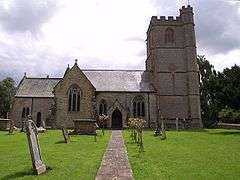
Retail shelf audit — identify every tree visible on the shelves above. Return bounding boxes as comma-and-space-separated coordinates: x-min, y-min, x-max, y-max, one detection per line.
218, 65, 240, 110
197, 55, 240, 127
0, 77, 16, 118
197, 55, 221, 127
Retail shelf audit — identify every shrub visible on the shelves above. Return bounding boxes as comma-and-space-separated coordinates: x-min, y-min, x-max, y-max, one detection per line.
128, 118, 146, 152
218, 107, 240, 124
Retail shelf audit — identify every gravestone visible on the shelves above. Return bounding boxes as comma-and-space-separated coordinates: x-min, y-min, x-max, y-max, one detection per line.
176, 118, 179, 131
8, 120, 14, 134
62, 128, 70, 143
160, 116, 166, 140
25, 118, 46, 175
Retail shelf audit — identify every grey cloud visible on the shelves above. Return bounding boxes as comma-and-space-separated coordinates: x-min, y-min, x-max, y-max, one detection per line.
195, 0, 240, 54
0, 0, 58, 34
150, 0, 240, 54
136, 49, 146, 57
125, 37, 145, 42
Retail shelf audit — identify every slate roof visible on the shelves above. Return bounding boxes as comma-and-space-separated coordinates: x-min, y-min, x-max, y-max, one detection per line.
83, 70, 155, 92
15, 78, 61, 98
15, 70, 155, 98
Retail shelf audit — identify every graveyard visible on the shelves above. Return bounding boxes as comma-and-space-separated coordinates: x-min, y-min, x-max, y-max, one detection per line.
124, 129, 240, 179
0, 128, 240, 179
0, 130, 110, 180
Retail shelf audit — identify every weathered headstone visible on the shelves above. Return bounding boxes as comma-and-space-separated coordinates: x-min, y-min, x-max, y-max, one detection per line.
25, 118, 46, 175
176, 118, 179, 131
42, 120, 46, 129
8, 120, 14, 134
61, 128, 70, 143
160, 116, 166, 140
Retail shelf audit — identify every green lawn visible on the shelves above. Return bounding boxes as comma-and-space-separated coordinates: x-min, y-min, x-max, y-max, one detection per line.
124, 129, 240, 180
0, 130, 110, 180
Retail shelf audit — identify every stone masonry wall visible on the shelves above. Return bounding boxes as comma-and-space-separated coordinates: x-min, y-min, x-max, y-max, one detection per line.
96, 92, 157, 128
10, 97, 53, 128
54, 64, 95, 128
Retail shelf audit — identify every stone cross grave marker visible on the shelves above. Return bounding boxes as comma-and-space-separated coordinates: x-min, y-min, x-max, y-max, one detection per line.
25, 118, 46, 175
62, 128, 70, 143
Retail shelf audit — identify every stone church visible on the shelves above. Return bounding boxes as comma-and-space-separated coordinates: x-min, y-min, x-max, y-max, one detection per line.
10, 5, 203, 129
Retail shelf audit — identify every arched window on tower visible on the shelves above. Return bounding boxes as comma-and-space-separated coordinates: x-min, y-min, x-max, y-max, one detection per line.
99, 100, 107, 115
165, 28, 174, 43
132, 96, 145, 118
68, 84, 81, 112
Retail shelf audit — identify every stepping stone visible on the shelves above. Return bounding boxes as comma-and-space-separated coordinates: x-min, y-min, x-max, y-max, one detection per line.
96, 130, 134, 180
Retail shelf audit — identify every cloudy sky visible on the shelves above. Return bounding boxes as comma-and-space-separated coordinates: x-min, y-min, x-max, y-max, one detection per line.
0, 0, 240, 83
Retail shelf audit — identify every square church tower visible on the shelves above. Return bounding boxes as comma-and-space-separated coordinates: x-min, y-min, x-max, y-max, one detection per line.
146, 5, 202, 128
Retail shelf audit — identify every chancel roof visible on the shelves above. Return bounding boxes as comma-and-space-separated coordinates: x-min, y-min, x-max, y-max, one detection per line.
15, 70, 155, 98
15, 78, 61, 98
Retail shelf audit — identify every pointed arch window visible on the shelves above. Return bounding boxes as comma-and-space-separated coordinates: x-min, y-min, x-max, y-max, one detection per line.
22, 108, 26, 118
68, 84, 81, 112
133, 96, 145, 118
99, 100, 107, 115
165, 28, 174, 43
26, 107, 30, 116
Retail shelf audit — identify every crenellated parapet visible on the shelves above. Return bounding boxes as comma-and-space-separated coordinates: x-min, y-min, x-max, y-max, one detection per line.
148, 5, 194, 31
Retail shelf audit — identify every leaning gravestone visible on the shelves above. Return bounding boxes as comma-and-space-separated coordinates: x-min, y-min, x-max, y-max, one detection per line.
25, 118, 46, 175
62, 128, 70, 143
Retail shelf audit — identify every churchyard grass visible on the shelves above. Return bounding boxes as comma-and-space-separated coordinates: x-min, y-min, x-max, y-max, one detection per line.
124, 129, 240, 180
0, 130, 110, 180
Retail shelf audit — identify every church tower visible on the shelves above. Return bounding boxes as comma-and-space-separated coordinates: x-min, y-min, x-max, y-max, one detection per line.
146, 5, 202, 128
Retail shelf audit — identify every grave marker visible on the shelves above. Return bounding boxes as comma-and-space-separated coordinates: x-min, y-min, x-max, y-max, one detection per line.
176, 118, 179, 131
8, 120, 14, 134
25, 118, 46, 175
62, 128, 70, 143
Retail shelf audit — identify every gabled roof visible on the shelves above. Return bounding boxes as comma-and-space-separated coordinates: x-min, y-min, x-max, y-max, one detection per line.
15, 70, 155, 98
83, 70, 155, 92
15, 78, 61, 98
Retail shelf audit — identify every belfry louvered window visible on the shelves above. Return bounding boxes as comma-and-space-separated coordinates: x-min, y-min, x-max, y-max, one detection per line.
133, 96, 145, 118
68, 84, 81, 112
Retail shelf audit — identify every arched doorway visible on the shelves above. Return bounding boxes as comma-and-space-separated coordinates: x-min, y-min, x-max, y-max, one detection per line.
36, 112, 42, 127
112, 109, 122, 129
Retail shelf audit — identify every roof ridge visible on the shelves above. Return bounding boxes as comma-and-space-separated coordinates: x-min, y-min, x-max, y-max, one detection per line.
25, 77, 62, 80
82, 69, 145, 72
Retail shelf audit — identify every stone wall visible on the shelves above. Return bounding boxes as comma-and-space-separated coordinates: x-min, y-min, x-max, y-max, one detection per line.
96, 92, 157, 128
10, 97, 53, 128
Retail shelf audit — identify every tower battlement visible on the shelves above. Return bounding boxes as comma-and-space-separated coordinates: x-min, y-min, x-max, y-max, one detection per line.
150, 5, 193, 24
148, 5, 194, 33
180, 5, 193, 13
151, 16, 181, 22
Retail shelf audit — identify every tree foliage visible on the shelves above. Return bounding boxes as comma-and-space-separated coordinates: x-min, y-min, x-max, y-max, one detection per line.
197, 56, 240, 127
0, 77, 16, 118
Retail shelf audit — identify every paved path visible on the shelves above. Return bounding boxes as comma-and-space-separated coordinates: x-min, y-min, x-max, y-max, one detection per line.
96, 130, 134, 180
